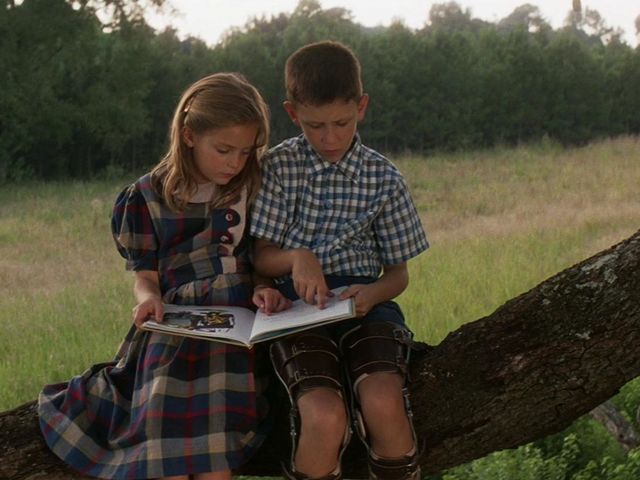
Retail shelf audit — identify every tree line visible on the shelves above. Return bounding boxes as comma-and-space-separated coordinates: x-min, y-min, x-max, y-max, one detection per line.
1, 0, 639, 181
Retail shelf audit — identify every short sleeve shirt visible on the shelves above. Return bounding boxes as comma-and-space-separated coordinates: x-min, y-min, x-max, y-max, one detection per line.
250, 134, 429, 280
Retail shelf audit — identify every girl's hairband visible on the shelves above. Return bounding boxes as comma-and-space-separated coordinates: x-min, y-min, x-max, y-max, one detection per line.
183, 89, 202, 114
183, 97, 195, 114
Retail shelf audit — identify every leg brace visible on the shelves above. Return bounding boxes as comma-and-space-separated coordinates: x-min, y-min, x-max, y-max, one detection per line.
339, 321, 421, 480
270, 331, 351, 480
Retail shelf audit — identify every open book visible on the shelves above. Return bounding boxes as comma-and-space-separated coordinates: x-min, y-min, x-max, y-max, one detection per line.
141, 288, 355, 348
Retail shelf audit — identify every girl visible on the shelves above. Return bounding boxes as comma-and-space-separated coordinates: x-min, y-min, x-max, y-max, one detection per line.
38, 73, 289, 480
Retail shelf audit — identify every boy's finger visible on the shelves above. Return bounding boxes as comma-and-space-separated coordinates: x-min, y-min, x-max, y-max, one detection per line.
305, 289, 316, 305
339, 287, 355, 299
302, 285, 315, 305
293, 281, 306, 303
315, 288, 328, 309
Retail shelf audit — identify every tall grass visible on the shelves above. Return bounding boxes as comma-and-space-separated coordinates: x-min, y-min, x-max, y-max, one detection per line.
0, 180, 132, 409
1, 137, 639, 411
399, 136, 640, 343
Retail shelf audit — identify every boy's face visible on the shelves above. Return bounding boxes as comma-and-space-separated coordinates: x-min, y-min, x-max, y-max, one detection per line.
284, 96, 369, 163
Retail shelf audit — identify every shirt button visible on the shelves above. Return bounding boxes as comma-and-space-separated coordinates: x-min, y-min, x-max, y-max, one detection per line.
324, 200, 332, 208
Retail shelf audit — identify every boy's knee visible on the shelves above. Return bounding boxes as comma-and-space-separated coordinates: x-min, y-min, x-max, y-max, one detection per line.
358, 373, 406, 421
298, 388, 348, 436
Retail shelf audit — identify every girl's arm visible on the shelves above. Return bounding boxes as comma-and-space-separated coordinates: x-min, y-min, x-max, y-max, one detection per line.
132, 270, 163, 327
339, 263, 409, 318
251, 271, 292, 315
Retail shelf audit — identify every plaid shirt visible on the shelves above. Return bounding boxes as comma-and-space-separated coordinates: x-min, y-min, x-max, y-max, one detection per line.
250, 134, 428, 279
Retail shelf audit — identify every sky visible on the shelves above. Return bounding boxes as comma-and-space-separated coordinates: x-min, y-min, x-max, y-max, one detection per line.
146, 0, 640, 47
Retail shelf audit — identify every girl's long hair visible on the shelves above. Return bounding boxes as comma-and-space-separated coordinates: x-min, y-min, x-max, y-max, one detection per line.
151, 72, 269, 211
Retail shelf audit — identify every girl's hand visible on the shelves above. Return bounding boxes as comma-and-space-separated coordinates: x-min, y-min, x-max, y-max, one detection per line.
253, 286, 292, 315
291, 249, 330, 308
340, 284, 377, 318
132, 296, 164, 328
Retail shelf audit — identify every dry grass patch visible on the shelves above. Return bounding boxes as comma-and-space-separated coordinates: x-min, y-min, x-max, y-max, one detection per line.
397, 136, 640, 245
0, 181, 126, 303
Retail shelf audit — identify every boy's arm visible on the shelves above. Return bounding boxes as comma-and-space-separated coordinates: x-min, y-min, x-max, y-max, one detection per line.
253, 238, 331, 308
339, 262, 409, 318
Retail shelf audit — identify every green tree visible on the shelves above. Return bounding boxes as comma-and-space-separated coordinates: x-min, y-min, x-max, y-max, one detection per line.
475, 27, 547, 144
139, 30, 219, 171
360, 21, 422, 151
599, 41, 640, 136
63, 18, 157, 175
2, 0, 640, 181
415, 28, 484, 149
0, 0, 102, 178
67, 0, 166, 27
426, 2, 490, 34
498, 4, 551, 34
541, 33, 606, 144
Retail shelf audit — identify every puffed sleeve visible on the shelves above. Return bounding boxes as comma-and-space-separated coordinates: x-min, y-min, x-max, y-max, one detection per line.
111, 182, 159, 271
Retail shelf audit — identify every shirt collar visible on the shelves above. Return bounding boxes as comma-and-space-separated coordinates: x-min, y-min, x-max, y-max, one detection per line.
303, 134, 362, 183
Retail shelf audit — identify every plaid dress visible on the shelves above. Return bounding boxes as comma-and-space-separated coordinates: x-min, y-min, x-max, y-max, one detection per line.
38, 174, 269, 479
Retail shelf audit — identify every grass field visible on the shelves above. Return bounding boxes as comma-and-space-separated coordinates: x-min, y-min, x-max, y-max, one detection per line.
1, 136, 639, 412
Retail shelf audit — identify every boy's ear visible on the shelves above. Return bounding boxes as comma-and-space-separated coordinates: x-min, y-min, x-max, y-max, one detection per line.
283, 101, 300, 126
357, 94, 369, 122
182, 126, 195, 147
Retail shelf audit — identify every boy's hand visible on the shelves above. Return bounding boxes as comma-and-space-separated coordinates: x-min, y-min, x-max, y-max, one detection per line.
340, 284, 377, 318
253, 286, 292, 315
291, 249, 330, 308
339, 264, 408, 318
132, 296, 164, 328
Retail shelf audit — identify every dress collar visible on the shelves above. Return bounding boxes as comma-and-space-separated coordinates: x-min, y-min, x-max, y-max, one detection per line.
189, 183, 217, 203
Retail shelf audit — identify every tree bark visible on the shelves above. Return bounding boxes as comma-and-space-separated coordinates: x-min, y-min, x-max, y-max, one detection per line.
1, 229, 639, 479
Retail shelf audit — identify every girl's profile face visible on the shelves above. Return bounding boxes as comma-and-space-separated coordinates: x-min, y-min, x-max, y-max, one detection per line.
184, 124, 258, 184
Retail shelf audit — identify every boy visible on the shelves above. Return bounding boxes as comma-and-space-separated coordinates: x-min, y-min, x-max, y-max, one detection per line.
250, 41, 428, 480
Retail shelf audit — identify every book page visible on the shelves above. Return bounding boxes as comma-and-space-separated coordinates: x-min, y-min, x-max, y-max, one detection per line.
249, 288, 354, 342
143, 304, 256, 347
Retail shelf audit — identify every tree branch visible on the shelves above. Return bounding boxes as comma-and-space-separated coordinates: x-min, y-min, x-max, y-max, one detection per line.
590, 401, 640, 451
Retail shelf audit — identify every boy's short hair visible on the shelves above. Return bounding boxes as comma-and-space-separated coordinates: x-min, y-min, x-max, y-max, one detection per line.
285, 40, 363, 106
